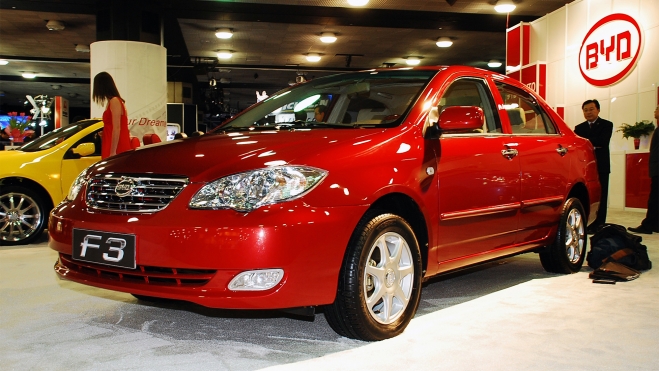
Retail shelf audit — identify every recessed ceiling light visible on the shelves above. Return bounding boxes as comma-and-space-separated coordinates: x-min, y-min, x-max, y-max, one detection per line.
22, 72, 37, 78
306, 53, 321, 62
0, 59, 8, 65
320, 32, 337, 43
494, 0, 516, 13
46, 20, 65, 31
488, 59, 503, 68
217, 50, 233, 59
347, 0, 369, 6
436, 37, 453, 48
75, 44, 90, 52
215, 28, 233, 39
405, 57, 421, 66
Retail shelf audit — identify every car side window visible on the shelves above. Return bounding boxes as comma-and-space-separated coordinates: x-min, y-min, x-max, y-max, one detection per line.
439, 78, 501, 133
495, 82, 557, 135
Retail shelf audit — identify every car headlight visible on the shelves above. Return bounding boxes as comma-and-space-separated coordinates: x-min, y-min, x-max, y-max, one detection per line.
66, 166, 93, 201
189, 166, 327, 212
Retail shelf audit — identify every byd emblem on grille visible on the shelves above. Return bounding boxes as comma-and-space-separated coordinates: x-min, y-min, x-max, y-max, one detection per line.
115, 178, 136, 197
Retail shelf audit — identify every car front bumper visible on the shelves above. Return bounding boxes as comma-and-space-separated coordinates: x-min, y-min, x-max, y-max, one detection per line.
49, 199, 367, 309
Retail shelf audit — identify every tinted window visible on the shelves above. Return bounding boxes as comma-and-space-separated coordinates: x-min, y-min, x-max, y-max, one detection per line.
495, 82, 557, 134
219, 70, 437, 130
19, 120, 102, 152
439, 78, 501, 133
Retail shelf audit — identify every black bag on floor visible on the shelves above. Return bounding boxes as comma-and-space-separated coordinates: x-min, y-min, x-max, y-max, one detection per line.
586, 223, 652, 271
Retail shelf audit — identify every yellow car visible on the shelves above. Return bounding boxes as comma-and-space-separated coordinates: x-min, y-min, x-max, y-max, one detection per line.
1, 119, 103, 245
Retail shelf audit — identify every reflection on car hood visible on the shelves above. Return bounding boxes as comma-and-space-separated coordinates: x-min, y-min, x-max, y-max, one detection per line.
98, 129, 389, 182
0, 148, 45, 173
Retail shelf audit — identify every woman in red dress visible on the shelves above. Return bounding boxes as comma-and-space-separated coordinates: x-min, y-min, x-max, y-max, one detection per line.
92, 72, 131, 159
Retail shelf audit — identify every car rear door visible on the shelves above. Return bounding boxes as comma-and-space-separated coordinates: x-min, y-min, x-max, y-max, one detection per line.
493, 81, 571, 245
435, 77, 522, 263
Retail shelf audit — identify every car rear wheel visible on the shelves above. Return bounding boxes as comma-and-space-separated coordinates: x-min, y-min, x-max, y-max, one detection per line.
324, 211, 422, 341
539, 197, 587, 273
0, 186, 47, 245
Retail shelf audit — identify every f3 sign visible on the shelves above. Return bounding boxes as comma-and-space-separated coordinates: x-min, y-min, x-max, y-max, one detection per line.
579, 13, 643, 87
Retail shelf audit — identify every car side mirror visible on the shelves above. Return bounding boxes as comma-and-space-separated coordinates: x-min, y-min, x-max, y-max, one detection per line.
438, 106, 484, 132
71, 143, 95, 157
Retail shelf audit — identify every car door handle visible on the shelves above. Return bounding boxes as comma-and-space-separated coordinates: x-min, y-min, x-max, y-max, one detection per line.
501, 148, 518, 160
556, 145, 568, 157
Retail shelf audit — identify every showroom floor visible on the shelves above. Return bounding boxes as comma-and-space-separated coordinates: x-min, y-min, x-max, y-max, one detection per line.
1, 209, 658, 371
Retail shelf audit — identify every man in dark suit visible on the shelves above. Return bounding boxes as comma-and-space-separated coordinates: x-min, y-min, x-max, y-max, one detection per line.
574, 99, 613, 234
628, 105, 659, 234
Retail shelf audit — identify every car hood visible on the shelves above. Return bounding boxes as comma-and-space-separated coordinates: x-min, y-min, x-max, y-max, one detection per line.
99, 129, 392, 182
0, 148, 49, 173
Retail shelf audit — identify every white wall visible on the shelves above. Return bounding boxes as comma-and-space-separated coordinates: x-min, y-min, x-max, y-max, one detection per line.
529, 0, 659, 209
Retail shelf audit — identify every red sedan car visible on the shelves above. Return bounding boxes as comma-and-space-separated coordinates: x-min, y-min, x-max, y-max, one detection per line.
50, 66, 600, 341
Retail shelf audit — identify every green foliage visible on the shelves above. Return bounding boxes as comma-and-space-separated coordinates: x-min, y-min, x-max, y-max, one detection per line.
616, 120, 656, 139
7, 112, 32, 132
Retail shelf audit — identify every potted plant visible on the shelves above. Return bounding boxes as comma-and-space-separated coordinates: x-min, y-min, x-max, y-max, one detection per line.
616, 120, 656, 150
3, 112, 34, 145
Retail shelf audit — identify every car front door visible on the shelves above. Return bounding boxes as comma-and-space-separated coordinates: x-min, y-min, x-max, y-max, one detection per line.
435, 77, 522, 264
60, 129, 102, 197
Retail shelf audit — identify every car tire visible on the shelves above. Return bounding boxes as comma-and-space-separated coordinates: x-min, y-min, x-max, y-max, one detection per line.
324, 211, 422, 341
539, 197, 587, 274
0, 186, 47, 245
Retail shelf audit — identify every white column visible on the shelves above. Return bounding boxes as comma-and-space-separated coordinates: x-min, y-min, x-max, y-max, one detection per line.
90, 40, 167, 144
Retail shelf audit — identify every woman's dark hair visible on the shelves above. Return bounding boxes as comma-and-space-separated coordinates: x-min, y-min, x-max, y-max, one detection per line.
92, 72, 124, 106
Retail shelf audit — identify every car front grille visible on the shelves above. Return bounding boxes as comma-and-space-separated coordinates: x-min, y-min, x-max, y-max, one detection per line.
86, 174, 189, 213
58, 254, 216, 287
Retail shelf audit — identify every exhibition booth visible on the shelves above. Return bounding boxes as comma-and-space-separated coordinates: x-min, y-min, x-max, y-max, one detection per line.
505, 0, 659, 211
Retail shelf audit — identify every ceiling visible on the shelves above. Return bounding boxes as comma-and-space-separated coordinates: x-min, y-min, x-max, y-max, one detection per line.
0, 0, 572, 116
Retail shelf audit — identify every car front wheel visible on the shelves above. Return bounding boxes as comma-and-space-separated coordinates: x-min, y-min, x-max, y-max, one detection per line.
539, 197, 587, 273
324, 211, 422, 341
0, 186, 47, 246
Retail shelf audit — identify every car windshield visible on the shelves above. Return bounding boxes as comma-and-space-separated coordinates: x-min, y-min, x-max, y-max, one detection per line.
218, 69, 437, 131
19, 119, 102, 152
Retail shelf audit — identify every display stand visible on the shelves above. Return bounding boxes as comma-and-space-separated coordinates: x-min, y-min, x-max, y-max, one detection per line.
624, 150, 651, 210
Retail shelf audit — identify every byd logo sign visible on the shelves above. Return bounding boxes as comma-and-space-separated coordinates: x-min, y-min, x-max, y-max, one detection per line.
579, 13, 643, 87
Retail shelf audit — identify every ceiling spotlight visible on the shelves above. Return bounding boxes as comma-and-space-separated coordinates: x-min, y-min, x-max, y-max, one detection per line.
22, 72, 37, 78
215, 28, 233, 39
0, 59, 8, 65
306, 53, 322, 62
347, 0, 369, 5
436, 37, 453, 48
320, 32, 337, 43
405, 57, 421, 66
488, 59, 503, 68
217, 50, 233, 59
75, 44, 90, 52
209, 78, 217, 87
494, 0, 516, 13
46, 20, 65, 31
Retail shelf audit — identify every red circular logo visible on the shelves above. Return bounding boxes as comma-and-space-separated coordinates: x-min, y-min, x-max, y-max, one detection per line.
578, 13, 643, 87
